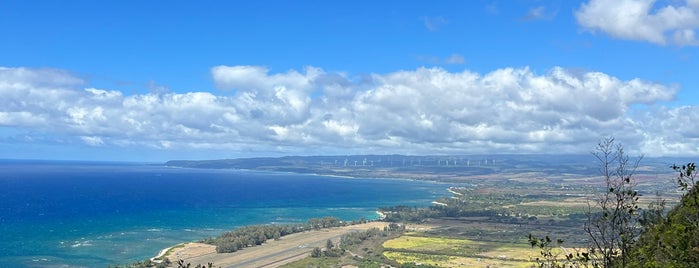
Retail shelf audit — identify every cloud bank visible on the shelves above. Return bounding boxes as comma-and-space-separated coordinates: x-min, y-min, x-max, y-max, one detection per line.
0, 65, 693, 157
576, 0, 699, 46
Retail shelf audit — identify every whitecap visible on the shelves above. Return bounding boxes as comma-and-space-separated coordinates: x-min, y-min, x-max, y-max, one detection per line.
70, 240, 93, 248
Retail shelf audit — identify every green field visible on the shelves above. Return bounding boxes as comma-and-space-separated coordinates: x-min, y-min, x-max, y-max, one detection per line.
382, 233, 536, 267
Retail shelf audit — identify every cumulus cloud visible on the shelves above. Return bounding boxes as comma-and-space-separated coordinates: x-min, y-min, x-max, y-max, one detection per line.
576, 0, 699, 46
0, 65, 691, 156
211, 65, 321, 92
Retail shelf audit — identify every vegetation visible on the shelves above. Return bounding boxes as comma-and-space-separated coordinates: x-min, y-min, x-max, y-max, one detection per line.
112, 216, 352, 267
283, 224, 406, 268
527, 138, 699, 268
108, 258, 215, 268
625, 163, 699, 267
108, 259, 166, 268
369, 138, 699, 267
119, 140, 697, 267
585, 138, 643, 267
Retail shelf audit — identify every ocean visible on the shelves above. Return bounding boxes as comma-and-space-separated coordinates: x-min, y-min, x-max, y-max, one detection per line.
0, 160, 448, 267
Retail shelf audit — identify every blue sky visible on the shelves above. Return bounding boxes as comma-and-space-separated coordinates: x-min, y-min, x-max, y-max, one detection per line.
1, 0, 699, 161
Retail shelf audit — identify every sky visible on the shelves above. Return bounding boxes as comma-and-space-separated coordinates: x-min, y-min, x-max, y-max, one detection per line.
1, 0, 699, 161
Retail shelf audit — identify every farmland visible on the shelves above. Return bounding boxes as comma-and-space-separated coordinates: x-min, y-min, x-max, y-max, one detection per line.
170, 154, 684, 267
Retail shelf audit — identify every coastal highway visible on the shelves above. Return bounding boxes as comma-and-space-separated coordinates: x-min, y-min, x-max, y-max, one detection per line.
163, 222, 388, 268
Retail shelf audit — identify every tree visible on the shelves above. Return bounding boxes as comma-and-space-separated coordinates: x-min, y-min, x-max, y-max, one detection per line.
273, 230, 281, 241
310, 247, 323, 258
528, 137, 642, 268
584, 137, 642, 267
175, 259, 217, 268
528, 234, 565, 267
637, 192, 666, 232
626, 162, 699, 267
528, 140, 699, 267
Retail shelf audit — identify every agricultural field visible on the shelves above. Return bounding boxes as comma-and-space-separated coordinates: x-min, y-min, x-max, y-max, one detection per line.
382, 216, 587, 268
240, 154, 685, 267
382, 234, 533, 267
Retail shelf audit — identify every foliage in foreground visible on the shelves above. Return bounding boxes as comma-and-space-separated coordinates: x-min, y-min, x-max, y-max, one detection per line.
625, 163, 699, 267
529, 138, 699, 268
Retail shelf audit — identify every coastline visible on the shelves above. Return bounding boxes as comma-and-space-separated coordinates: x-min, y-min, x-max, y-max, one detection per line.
376, 210, 386, 220
164, 161, 451, 183
4, 162, 451, 268
141, 185, 441, 266
432, 201, 448, 206
152, 222, 389, 267
142, 171, 449, 265
166, 164, 456, 187
448, 187, 463, 196
151, 243, 187, 263
151, 211, 388, 263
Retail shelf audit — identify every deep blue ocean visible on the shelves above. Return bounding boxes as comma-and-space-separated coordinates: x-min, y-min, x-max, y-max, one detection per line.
0, 160, 447, 267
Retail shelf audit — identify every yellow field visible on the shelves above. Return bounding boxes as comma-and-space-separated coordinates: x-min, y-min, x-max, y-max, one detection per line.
382, 235, 477, 253
384, 251, 533, 268
382, 234, 538, 268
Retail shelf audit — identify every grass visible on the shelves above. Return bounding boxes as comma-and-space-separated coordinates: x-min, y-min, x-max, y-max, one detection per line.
384, 251, 535, 268
382, 233, 539, 268
281, 227, 402, 268
383, 251, 455, 266
383, 235, 470, 249
279, 256, 342, 268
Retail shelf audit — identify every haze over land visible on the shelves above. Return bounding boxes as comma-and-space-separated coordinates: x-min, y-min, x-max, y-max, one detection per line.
2, 0, 699, 161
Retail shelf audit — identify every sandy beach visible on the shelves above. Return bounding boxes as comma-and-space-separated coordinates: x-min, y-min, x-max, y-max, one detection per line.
156, 221, 388, 267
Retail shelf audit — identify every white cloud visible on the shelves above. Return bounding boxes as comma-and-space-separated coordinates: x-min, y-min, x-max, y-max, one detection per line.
211, 65, 321, 92
421, 16, 447, 31
576, 0, 699, 46
673, 28, 699, 45
635, 106, 699, 155
0, 65, 691, 157
81, 136, 104, 146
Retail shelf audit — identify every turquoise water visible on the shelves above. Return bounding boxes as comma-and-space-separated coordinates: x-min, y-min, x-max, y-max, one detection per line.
0, 161, 447, 267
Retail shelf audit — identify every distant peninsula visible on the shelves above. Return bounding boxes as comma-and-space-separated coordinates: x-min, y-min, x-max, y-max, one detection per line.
165, 154, 679, 182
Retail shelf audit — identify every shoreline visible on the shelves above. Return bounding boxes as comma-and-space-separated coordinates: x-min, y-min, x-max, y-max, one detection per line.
448, 187, 464, 196
164, 164, 450, 183
141, 168, 453, 265
141, 172, 451, 265
376, 210, 386, 220
6, 162, 453, 268
150, 211, 386, 263
152, 222, 390, 267
432, 201, 448, 206
150, 243, 182, 263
